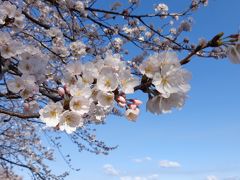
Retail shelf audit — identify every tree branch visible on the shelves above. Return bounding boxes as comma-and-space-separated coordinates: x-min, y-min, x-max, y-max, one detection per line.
0, 108, 39, 119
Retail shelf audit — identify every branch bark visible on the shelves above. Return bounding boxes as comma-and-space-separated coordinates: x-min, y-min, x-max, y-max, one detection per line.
0, 108, 39, 119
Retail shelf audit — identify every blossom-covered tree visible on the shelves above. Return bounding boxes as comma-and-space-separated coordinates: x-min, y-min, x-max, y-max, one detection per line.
0, 0, 239, 179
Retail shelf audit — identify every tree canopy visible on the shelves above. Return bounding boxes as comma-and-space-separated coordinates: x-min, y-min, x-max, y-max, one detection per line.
0, 0, 239, 179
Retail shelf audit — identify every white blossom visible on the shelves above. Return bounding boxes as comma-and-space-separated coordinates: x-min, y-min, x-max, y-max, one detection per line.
152, 65, 191, 98
227, 43, 240, 64
69, 96, 91, 115
20, 84, 39, 99
88, 103, 106, 123
178, 20, 192, 33
139, 56, 159, 78
59, 110, 84, 134
0, 1, 16, 24
39, 102, 63, 127
125, 108, 140, 121
18, 53, 49, 81
7, 76, 24, 93
155, 3, 168, 13
70, 41, 86, 57
69, 82, 92, 98
18, 57, 35, 74
103, 51, 125, 72
0, 40, 19, 59
81, 71, 95, 85
113, 37, 123, 50
129, 0, 139, 4
156, 51, 180, 68
97, 91, 114, 107
147, 93, 186, 114
46, 27, 63, 37
13, 10, 25, 30
65, 62, 83, 76
62, 72, 78, 88
7, 75, 36, 94
97, 67, 118, 92
119, 70, 139, 94
74, 1, 87, 16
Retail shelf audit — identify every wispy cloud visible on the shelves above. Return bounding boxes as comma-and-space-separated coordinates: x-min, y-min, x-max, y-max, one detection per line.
103, 164, 120, 176
223, 177, 240, 180
132, 156, 152, 163
120, 174, 159, 180
159, 160, 181, 168
206, 175, 218, 180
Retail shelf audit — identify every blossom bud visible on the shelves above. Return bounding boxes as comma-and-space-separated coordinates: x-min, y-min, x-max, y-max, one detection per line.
23, 103, 30, 112
117, 95, 126, 103
58, 87, 65, 96
63, 85, 70, 94
129, 103, 137, 110
132, 99, 143, 106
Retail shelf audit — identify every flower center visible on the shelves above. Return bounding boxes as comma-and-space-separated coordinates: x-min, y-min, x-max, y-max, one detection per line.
50, 110, 57, 118
73, 101, 82, 109
105, 79, 111, 87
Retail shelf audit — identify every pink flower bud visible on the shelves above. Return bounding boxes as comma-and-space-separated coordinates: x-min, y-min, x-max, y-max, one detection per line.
58, 87, 65, 96
129, 103, 137, 110
118, 102, 126, 107
119, 92, 126, 98
23, 103, 30, 112
63, 85, 70, 94
117, 95, 126, 103
132, 99, 142, 106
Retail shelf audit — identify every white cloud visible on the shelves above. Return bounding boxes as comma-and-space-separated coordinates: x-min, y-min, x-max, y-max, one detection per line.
120, 174, 159, 180
148, 174, 160, 180
120, 176, 133, 180
103, 164, 120, 176
132, 156, 152, 163
224, 177, 240, 180
206, 175, 218, 180
159, 160, 181, 168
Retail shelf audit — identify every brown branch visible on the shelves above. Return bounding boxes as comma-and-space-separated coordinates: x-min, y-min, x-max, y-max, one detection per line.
0, 108, 39, 119
134, 81, 152, 91
22, 11, 51, 29
86, 7, 189, 19
0, 157, 45, 180
0, 92, 21, 99
180, 44, 207, 65
39, 87, 62, 102
22, 10, 73, 41
180, 32, 224, 65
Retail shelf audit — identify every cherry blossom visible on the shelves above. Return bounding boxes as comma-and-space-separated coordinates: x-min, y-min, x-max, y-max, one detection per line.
69, 96, 91, 115
227, 42, 240, 64
97, 67, 119, 92
97, 91, 115, 108
125, 108, 140, 121
59, 110, 84, 134
39, 102, 63, 127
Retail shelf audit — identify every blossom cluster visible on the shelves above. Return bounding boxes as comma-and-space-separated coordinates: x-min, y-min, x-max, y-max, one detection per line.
0, 1, 25, 29
139, 52, 191, 114
227, 40, 240, 64
39, 51, 141, 133
2, 32, 49, 100
38, 50, 192, 133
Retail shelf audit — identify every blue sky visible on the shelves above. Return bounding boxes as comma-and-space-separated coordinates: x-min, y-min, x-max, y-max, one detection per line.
22, 0, 240, 180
